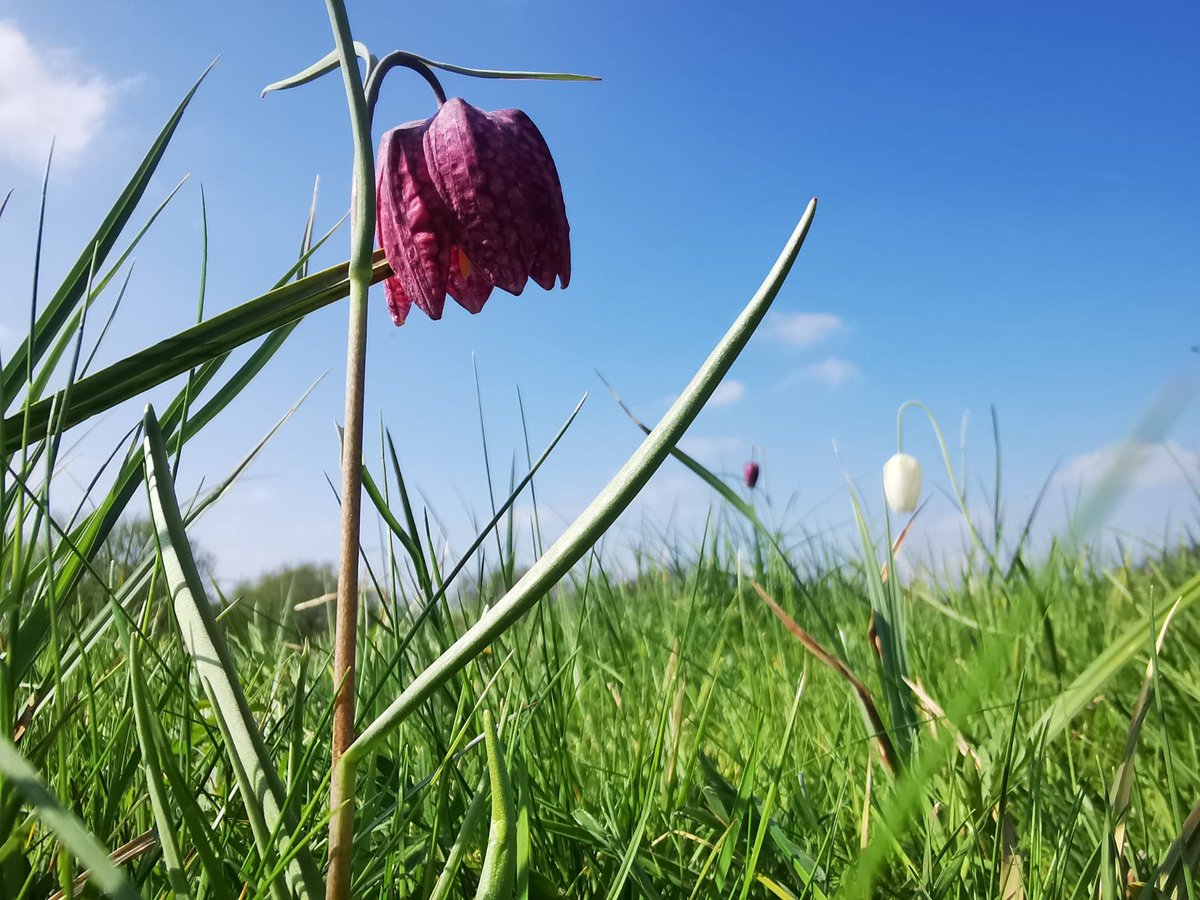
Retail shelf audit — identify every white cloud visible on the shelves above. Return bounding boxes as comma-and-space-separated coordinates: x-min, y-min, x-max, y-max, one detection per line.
0, 21, 118, 168
766, 311, 844, 347
1055, 440, 1200, 490
791, 356, 861, 388
707, 379, 745, 407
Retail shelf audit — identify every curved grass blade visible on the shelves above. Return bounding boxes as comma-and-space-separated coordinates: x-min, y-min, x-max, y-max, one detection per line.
261, 41, 376, 96
475, 710, 516, 900
2, 62, 216, 403
407, 53, 599, 82
142, 405, 322, 899
598, 373, 834, 641
3, 247, 386, 456
348, 198, 818, 762
358, 392, 587, 714
0, 737, 139, 900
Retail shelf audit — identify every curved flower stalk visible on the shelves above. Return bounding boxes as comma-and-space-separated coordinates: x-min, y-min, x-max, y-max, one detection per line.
264, 5, 596, 897
890, 400, 1003, 575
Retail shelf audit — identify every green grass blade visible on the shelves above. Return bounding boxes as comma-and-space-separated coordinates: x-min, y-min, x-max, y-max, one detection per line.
428, 776, 490, 900
406, 53, 599, 82
261, 41, 375, 96
116, 609, 191, 898
1034, 570, 1200, 742
27, 178, 188, 406
0, 738, 139, 900
4, 249, 387, 455
348, 198, 818, 760
141, 405, 322, 899
2, 62, 215, 403
598, 373, 834, 641
475, 711, 517, 900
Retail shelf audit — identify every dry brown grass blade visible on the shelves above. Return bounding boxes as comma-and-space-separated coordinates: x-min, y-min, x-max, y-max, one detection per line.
47, 829, 158, 900
1000, 812, 1026, 900
752, 580, 897, 773
904, 676, 981, 771
12, 692, 38, 743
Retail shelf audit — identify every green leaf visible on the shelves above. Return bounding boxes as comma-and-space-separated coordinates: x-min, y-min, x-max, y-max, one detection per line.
261, 41, 376, 96
141, 405, 322, 899
407, 53, 599, 82
4, 247, 384, 456
1034, 570, 1200, 743
0, 738, 139, 900
475, 711, 517, 900
347, 198, 818, 761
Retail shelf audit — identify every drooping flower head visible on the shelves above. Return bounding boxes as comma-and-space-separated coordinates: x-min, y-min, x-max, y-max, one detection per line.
376, 97, 571, 325
743, 460, 760, 489
883, 452, 921, 514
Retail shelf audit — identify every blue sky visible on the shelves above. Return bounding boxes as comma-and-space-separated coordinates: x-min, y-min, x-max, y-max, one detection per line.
2, 0, 1198, 582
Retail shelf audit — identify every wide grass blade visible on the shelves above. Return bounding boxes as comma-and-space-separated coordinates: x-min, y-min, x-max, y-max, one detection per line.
0, 738, 139, 900
141, 405, 322, 899
475, 711, 516, 899
347, 199, 818, 762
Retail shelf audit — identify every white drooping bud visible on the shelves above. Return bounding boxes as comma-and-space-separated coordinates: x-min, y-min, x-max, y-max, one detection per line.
883, 452, 921, 514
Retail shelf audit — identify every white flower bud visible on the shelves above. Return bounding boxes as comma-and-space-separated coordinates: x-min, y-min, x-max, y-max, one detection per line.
883, 453, 921, 514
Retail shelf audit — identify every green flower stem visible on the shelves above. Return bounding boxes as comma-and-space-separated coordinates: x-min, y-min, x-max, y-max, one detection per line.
333, 201, 819, 816
322, 1, 376, 898
895, 400, 1000, 575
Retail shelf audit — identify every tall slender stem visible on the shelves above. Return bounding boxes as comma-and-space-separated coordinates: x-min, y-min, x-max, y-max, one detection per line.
322, 1, 376, 897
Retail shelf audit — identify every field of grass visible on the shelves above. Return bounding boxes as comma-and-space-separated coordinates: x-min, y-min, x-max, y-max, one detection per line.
5, 474, 1200, 898
3, 35, 1200, 900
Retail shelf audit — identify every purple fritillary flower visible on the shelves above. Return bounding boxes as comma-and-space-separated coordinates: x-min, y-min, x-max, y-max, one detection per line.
375, 98, 571, 325
744, 461, 760, 489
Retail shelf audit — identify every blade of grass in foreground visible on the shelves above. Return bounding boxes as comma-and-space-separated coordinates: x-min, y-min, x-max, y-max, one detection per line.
0, 738, 139, 900
4, 250, 390, 455
599, 374, 836, 643
142, 405, 322, 900
348, 197, 818, 761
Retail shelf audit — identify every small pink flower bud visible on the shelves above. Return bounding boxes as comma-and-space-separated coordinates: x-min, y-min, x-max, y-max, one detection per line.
743, 461, 760, 489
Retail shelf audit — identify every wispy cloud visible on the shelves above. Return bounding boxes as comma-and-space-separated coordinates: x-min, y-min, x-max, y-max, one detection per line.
766, 311, 844, 347
789, 356, 861, 388
1054, 440, 1200, 490
0, 21, 118, 168
707, 379, 745, 407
